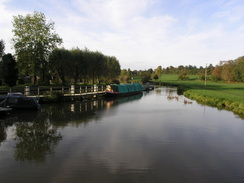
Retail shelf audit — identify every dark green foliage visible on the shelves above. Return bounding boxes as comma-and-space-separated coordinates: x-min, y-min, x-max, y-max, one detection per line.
1, 53, 18, 87
153, 74, 159, 80
49, 48, 71, 86
178, 70, 189, 80
12, 11, 62, 85
141, 71, 151, 83
0, 126, 7, 143
49, 47, 121, 85
0, 39, 5, 58
15, 120, 62, 162
42, 91, 64, 103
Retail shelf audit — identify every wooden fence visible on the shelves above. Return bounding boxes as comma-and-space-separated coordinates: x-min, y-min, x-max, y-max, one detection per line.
0, 85, 106, 97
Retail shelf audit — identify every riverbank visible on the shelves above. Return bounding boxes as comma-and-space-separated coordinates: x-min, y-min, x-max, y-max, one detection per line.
159, 75, 244, 116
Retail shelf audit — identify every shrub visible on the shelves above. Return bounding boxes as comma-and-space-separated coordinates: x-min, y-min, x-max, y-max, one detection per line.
42, 91, 64, 103
178, 73, 189, 80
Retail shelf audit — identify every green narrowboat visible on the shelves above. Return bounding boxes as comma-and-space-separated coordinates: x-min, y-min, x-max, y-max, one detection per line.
105, 83, 143, 97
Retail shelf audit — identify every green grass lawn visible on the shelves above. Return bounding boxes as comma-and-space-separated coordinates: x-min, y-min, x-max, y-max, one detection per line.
159, 74, 244, 115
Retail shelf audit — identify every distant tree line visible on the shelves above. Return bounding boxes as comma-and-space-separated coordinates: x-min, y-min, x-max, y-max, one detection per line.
212, 57, 244, 82
119, 56, 244, 83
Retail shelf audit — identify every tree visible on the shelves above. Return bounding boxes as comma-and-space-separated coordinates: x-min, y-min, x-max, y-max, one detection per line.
1, 54, 18, 87
153, 74, 159, 80
12, 11, 62, 85
70, 48, 85, 84
0, 39, 5, 60
212, 65, 222, 81
49, 48, 71, 86
0, 40, 5, 85
119, 69, 130, 83
141, 71, 151, 83
86, 50, 106, 84
155, 66, 162, 79
103, 56, 121, 83
235, 56, 244, 82
221, 61, 235, 82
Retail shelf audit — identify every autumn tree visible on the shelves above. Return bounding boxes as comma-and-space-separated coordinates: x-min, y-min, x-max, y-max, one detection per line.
212, 65, 222, 81
221, 61, 235, 82
12, 11, 62, 85
235, 56, 244, 81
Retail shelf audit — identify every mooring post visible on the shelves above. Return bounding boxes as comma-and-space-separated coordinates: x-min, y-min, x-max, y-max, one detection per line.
71, 85, 75, 95
25, 86, 30, 96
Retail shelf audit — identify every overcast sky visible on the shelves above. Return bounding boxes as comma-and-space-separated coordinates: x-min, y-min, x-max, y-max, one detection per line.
1, 0, 244, 70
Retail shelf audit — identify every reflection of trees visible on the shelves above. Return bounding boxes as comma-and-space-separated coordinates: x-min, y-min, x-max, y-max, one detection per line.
14, 114, 62, 162
0, 117, 14, 146
42, 100, 105, 127
0, 125, 6, 145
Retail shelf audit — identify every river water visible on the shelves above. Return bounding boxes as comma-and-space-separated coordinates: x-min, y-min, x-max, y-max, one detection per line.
1, 87, 244, 183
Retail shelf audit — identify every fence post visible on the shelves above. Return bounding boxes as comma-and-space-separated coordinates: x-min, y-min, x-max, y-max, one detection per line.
71, 85, 75, 95
25, 86, 30, 96
94, 85, 98, 92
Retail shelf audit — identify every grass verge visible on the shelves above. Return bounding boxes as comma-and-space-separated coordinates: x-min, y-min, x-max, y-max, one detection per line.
159, 74, 244, 116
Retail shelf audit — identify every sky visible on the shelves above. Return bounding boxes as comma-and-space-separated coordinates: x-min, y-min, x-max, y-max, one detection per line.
1, 0, 244, 70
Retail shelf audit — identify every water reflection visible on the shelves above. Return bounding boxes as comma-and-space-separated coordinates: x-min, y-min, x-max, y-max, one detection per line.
15, 120, 62, 162
0, 94, 143, 163
2, 89, 244, 183
0, 125, 6, 144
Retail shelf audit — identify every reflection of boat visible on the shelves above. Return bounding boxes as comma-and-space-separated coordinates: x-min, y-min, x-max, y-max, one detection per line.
105, 83, 143, 97
0, 107, 12, 116
0, 93, 40, 110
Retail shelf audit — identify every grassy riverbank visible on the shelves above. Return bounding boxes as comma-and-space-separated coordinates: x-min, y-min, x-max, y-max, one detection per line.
159, 74, 244, 116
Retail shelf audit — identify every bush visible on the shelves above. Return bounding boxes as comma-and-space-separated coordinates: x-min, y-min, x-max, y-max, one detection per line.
178, 73, 189, 80
42, 91, 64, 103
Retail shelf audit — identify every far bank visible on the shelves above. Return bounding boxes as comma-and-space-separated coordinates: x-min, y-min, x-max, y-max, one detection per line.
159, 74, 244, 116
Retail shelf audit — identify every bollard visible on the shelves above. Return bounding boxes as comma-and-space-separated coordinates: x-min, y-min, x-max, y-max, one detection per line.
71, 85, 75, 95
25, 86, 30, 96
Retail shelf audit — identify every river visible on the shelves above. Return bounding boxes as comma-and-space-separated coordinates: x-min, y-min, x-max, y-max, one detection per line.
1, 86, 244, 183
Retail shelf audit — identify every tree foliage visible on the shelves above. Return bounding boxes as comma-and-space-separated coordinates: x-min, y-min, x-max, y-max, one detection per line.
49, 48, 71, 86
49, 47, 121, 85
12, 11, 62, 85
1, 53, 18, 87
0, 39, 5, 59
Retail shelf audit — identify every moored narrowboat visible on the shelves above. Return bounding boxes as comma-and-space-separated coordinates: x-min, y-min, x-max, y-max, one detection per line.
105, 83, 143, 97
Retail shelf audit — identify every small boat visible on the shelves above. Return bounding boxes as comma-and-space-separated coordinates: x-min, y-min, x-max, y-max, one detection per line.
0, 93, 40, 110
105, 83, 143, 97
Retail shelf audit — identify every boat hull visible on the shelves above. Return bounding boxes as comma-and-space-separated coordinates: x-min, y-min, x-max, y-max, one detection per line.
0, 93, 40, 110
105, 91, 143, 97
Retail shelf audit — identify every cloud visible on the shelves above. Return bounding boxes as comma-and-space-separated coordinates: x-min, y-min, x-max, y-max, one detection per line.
0, 0, 30, 53
1, 0, 244, 69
